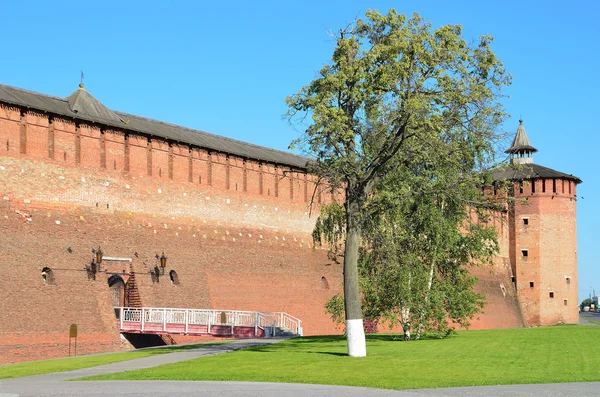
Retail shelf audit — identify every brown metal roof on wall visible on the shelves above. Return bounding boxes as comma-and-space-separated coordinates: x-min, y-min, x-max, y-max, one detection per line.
0, 83, 310, 169
492, 163, 582, 184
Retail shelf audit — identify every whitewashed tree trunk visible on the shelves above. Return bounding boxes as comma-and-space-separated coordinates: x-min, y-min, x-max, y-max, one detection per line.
346, 319, 366, 357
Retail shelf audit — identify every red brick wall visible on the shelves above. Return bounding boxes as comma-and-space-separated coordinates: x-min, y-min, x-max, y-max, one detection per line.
0, 106, 529, 363
511, 178, 579, 326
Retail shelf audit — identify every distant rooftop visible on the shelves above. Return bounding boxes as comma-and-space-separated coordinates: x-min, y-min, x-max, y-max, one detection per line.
493, 163, 582, 184
0, 83, 310, 169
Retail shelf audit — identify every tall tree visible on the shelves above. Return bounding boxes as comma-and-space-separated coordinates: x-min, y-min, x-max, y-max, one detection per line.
287, 9, 510, 356
321, 140, 500, 341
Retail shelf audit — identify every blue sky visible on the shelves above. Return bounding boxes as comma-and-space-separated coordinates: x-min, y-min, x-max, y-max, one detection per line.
1, 1, 598, 302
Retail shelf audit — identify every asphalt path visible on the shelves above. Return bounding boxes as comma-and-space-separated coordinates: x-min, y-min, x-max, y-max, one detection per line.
579, 310, 600, 325
2, 330, 600, 397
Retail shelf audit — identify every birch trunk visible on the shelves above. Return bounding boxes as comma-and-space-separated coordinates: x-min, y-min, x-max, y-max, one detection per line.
415, 258, 435, 340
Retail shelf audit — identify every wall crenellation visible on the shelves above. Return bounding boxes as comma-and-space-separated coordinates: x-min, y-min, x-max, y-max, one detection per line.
0, 109, 340, 212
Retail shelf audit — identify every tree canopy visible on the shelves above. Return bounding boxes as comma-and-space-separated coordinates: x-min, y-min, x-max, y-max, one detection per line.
287, 9, 510, 356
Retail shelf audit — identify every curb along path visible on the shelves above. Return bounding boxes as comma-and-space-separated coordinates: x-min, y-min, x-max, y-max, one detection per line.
0, 338, 289, 391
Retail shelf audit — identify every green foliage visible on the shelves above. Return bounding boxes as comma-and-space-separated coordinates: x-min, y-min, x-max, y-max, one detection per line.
341, 178, 495, 338
581, 298, 593, 310
287, 9, 511, 193
288, 9, 510, 350
312, 202, 345, 258
324, 292, 345, 326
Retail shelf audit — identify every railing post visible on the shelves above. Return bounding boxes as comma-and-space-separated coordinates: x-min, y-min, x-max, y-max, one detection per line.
208, 311, 211, 334
141, 308, 145, 332
119, 307, 124, 330
163, 308, 167, 332
185, 309, 189, 334
231, 311, 235, 335
255, 312, 258, 337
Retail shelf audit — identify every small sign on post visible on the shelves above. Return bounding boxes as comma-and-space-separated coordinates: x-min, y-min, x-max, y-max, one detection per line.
69, 323, 78, 357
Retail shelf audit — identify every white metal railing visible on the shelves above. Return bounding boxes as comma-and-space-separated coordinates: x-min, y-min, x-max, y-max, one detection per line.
274, 312, 303, 336
116, 307, 302, 337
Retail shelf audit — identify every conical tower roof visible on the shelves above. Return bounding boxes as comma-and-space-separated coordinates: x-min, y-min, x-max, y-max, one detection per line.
66, 84, 124, 124
505, 119, 538, 154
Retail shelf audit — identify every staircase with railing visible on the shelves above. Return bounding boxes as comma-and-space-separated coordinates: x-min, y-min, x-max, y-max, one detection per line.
115, 307, 302, 339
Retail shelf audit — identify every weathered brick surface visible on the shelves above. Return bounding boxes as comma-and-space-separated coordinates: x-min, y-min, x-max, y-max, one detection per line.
511, 179, 579, 326
2, 106, 573, 364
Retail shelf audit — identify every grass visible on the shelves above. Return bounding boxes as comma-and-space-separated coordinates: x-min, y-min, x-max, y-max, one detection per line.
80, 325, 600, 389
0, 342, 228, 379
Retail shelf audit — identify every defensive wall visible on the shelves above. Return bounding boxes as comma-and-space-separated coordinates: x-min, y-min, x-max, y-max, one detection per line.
507, 178, 579, 326
0, 90, 525, 363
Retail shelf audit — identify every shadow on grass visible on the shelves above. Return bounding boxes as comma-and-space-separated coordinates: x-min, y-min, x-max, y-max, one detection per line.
275, 333, 454, 345
312, 351, 348, 356
285, 335, 346, 344
139, 342, 229, 355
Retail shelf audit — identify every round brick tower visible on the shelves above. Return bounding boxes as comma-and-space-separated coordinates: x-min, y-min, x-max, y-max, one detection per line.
495, 120, 582, 326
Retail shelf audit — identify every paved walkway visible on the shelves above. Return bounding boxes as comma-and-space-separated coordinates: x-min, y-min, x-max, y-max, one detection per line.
1, 337, 599, 396
579, 311, 600, 325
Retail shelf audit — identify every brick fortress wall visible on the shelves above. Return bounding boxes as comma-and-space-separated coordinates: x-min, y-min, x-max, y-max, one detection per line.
0, 104, 523, 363
509, 178, 578, 326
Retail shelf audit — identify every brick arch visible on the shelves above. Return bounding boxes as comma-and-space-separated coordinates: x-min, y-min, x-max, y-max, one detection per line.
320, 276, 330, 290
107, 274, 125, 308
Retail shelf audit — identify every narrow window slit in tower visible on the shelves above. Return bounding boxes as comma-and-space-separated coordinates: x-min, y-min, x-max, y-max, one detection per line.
529, 281, 534, 288
523, 218, 529, 225
564, 299, 567, 306
521, 249, 528, 257
552, 179, 556, 193
519, 181, 523, 194
549, 291, 554, 298
531, 180, 535, 193
542, 179, 546, 193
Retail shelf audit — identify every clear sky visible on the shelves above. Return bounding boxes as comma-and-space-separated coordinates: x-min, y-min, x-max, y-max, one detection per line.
1, 1, 598, 302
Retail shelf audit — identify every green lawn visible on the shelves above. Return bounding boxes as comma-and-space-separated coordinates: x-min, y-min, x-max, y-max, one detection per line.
81, 326, 600, 389
0, 342, 228, 379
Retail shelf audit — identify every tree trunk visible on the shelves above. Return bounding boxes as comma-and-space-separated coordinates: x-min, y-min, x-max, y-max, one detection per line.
344, 196, 366, 357
416, 202, 444, 341
401, 306, 411, 341
415, 259, 435, 340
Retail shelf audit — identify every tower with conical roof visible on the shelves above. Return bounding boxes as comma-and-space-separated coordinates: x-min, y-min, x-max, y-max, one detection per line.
494, 120, 581, 326
505, 119, 537, 165
66, 83, 125, 124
